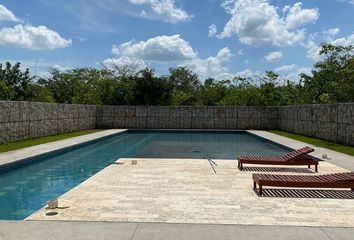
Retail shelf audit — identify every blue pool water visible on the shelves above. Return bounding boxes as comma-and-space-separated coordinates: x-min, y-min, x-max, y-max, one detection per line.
0, 131, 290, 220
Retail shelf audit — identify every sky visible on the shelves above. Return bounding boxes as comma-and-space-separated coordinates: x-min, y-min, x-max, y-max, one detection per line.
0, 0, 354, 81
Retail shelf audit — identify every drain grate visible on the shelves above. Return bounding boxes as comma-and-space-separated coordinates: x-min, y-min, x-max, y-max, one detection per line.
45, 211, 59, 216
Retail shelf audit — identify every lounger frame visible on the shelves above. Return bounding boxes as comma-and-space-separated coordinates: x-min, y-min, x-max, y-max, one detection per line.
253, 173, 354, 196
237, 147, 318, 172
238, 156, 318, 172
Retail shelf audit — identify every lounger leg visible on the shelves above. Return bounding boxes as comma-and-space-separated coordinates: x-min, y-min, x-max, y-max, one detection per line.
253, 181, 256, 189
259, 186, 263, 196
351, 188, 354, 191
315, 164, 318, 172
308, 165, 310, 168
238, 162, 243, 170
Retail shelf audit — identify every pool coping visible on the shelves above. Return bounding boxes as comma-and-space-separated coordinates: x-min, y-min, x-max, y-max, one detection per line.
0, 129, 128, 170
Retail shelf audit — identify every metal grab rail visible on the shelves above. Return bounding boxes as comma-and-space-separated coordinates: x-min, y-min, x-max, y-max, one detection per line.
193, 150, 217, 174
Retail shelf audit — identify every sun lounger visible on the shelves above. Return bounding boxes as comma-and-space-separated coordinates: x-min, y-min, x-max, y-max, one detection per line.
253, 172, 354, 196
237, 146, 318, 172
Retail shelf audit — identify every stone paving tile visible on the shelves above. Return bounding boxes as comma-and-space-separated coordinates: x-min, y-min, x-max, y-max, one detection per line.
28, 158, 354, 227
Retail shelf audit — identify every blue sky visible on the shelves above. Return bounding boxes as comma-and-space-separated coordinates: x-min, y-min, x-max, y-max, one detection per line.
1, 0, 354, 81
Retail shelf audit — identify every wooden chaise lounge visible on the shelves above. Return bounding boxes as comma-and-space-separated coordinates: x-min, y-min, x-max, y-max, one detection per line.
253, 172, 354, 196
237, 146, 318, 172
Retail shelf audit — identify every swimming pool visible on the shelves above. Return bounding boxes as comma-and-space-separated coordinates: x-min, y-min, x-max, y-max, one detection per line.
0, 130, 290, 220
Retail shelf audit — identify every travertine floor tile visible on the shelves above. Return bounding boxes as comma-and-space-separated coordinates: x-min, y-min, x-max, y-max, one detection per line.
28, 159, 354, 227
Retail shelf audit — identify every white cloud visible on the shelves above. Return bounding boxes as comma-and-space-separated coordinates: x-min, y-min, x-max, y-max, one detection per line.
275, 64, 312, 81
0, 4, 20, 22
51, 64, 70, 72
232, 64, 312, 83
208, 24, 217, 37
234, 69, 262, 79
283, 3, 319, 29
305, 32, 354, 61
128, 0, 192, 23
103, 56, 147, 70
0, 58, 74, 77
238, 49, 244, 55
185, 47, 234, 80
304, 34, 322, 61
110, 35, 197, 62
323, 27, 340, 38
264, 51, 283, 62
0, 24, 72, 50
331, 33, 354, 46
104, 35, 237, 80
218, 0, 318, 46
275, 64, 297, 72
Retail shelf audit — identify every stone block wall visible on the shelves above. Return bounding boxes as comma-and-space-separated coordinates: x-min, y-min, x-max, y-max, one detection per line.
96, 106, 279, 130
1, 102, 353, 146
0, 101, 97, 144
278, 103, 354, 146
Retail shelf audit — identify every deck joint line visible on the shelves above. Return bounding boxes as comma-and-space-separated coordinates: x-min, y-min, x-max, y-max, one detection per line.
129, 223, 140, 240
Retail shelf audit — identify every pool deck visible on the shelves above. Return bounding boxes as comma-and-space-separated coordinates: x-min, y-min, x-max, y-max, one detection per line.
29, 157, 354, 227
2, 129, 354, 239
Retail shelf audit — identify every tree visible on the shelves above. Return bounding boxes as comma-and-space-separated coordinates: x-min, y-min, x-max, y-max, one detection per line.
133, 68, 173, 105
200, 78, 229, 105
101, 61, 140, 79
168, 66, 201, 105
300, 43, 354, 103
41, 68, 104, 104
258, 71, 282, 106
0, 62, 34, 101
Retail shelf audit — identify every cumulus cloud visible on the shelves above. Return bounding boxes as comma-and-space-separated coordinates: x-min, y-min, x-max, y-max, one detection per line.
331, 33, 354, 46
234, 69, 262, 79
128, 0, 192, 23
233, 64, 312, 83
51, 64, 71, 72
110, 35, 197, 62
185, 47, 234, 80
275, 64, 312, 82
283, 3, 319, 29
104, 35, 237, 80
304, 34, 321, 61
208, 24, 217, 37
305, 32, 354, 61
103, 56, 147, 70
264, 51, 283, 62
0, 4, 20, 22
0, 25, 72, 50
218, 0, 319, 46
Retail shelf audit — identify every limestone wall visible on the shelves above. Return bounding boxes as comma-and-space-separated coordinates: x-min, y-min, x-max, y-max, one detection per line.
1, 102, 353, 146
0, 101, 97, 144
96, 106, 279, 130
278, 103, 354, 146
